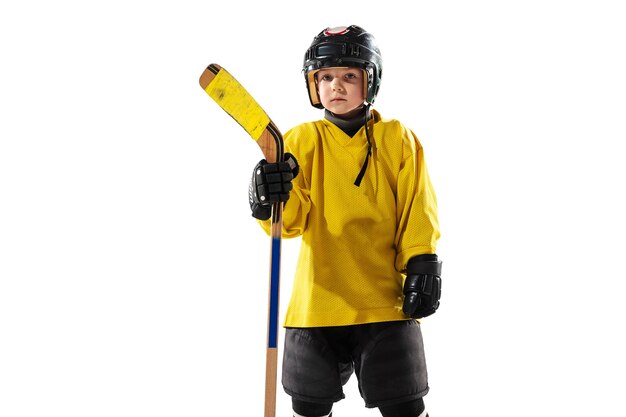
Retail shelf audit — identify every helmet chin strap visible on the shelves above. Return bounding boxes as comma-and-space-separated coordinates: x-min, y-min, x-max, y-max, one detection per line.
354, 103, 372, 187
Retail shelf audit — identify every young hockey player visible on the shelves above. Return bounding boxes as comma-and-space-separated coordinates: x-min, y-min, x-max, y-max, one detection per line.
249, 25, 442, 417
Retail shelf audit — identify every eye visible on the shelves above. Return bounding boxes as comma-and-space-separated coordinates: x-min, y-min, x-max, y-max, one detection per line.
320, 74, 333, 82
345, 72, 359, 80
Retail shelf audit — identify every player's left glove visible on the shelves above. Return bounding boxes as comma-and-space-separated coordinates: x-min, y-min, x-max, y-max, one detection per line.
402, 254, 442, 318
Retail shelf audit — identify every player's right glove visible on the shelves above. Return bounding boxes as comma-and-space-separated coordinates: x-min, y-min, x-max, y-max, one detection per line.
248, 152, 299, 220
402, 254, 442, 318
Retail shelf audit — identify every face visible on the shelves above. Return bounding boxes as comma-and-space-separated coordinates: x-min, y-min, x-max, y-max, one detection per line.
316, 67, 365, 118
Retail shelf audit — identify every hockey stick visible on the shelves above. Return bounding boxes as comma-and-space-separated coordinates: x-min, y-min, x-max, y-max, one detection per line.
199, 64, 284, 417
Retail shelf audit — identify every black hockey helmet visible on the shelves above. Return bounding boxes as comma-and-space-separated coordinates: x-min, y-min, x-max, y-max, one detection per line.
303, 25, 383, 109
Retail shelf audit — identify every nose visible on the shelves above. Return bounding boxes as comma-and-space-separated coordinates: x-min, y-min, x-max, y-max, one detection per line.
331, 77, 344, 91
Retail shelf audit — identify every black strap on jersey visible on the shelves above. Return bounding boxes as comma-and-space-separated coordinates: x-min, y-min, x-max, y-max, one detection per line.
354, 104, 373, 187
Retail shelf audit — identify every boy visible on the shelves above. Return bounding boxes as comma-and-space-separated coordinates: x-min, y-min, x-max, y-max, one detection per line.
249, 25, 442, 417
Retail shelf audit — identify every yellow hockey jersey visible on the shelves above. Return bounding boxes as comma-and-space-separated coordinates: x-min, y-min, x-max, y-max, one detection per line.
259, 109, 440, 328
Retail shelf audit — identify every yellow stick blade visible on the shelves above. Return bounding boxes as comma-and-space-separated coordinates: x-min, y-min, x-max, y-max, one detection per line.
200, 64, 270, 141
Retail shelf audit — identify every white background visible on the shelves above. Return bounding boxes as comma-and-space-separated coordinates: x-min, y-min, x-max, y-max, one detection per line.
1, 1, 625, 416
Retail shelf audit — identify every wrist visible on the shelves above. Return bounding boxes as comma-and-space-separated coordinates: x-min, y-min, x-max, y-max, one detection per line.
407, 254, 442, 276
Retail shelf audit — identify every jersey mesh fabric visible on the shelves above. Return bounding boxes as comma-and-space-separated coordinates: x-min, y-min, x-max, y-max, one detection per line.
259, 110, 440, 327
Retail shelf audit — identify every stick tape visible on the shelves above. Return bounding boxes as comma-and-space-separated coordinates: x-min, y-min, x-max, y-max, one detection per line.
204, 68, 270, 140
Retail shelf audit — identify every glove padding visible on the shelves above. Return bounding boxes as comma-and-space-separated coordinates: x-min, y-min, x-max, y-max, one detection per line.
402, 254, 442, 319
249, 152, 299, 220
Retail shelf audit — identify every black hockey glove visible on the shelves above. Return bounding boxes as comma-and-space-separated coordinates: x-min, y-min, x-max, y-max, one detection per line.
402, 254, 442, 319
248, 152, 299, 220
